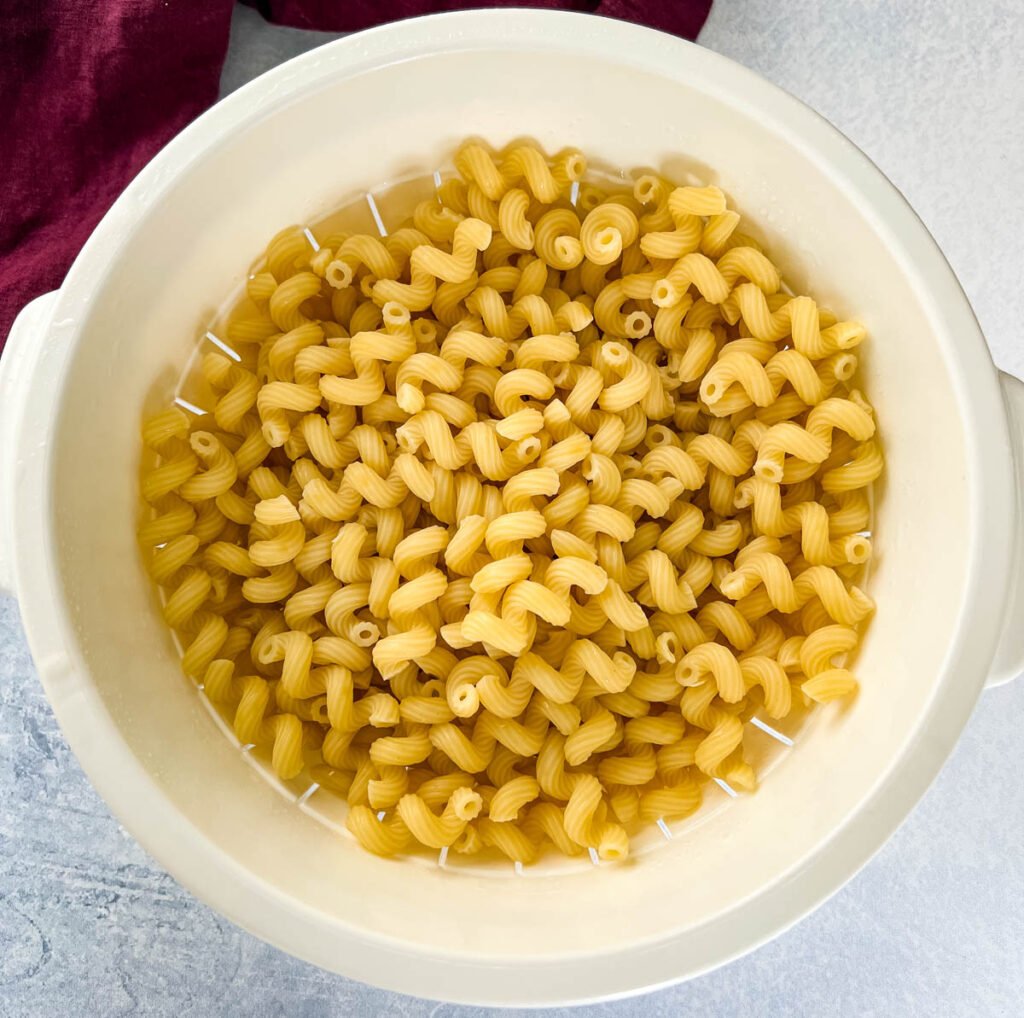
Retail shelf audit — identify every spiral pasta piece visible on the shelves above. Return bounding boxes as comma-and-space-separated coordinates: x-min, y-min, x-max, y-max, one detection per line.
580, 203, 640, 266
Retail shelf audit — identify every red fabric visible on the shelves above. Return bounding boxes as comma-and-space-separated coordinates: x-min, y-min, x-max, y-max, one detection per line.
246, 0, 711, 39
0, 0, 712, 349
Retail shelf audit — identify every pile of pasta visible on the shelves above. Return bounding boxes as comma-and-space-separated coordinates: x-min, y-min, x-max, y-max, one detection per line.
140, 141, 883, 865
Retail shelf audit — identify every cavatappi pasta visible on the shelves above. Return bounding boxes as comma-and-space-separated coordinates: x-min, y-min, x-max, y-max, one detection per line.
139, 139, 882, 865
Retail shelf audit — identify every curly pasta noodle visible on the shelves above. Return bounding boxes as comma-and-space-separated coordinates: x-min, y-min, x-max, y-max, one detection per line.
140, 139, 882, 866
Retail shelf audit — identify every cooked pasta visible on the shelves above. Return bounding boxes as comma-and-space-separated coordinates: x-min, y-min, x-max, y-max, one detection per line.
139, 139, 882, 866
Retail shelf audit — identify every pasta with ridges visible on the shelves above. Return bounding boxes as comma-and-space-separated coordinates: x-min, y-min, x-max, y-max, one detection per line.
139, 139, 881, 865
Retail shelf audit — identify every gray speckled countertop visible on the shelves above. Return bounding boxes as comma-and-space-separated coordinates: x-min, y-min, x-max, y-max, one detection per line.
2, 2, 1023, 1015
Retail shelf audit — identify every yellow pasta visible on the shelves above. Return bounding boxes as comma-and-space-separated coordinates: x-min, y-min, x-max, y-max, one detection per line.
580, 202, 640, 265
488, 775, 541, 822
801, 668, 859, 703
140, 139, 882, 866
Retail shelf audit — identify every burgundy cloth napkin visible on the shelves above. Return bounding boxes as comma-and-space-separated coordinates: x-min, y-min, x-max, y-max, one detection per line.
0, 0, 712, 350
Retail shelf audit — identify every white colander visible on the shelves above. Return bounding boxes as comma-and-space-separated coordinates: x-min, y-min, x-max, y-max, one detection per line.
1, 10, 1022, 1007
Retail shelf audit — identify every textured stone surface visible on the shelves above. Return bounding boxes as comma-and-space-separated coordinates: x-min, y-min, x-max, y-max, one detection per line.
2, 2, 1022, 1015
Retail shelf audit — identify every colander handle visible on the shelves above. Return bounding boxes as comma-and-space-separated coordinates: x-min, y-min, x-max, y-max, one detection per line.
0, 290, 59, 595
987, 371, 1024, 688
